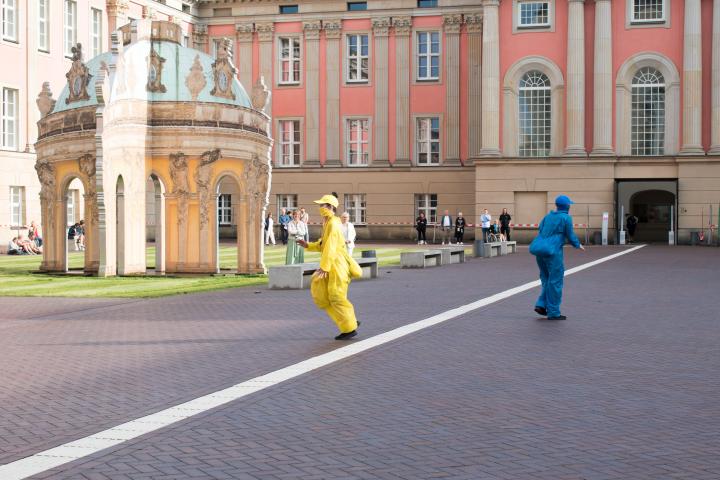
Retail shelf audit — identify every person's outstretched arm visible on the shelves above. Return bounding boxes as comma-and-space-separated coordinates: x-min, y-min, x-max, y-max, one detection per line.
564, 215, 583, 249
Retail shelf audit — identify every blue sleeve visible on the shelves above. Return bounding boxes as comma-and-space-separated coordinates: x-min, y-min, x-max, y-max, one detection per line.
564, 215, 581, 248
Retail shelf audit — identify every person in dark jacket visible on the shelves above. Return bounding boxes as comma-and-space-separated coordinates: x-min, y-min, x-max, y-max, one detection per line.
529, 195, 585, 320
454, 212, 466, 245
499, 208, 512, 241
416, 212, 428, 245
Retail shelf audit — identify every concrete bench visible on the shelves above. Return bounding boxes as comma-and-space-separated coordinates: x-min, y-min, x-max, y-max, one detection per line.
268, 262, 319, 289
437, 246, 466, 265
357, 257, 379, 279
400, 250, 442, 268
481, 242, 502, 258
501, 241, 518, 255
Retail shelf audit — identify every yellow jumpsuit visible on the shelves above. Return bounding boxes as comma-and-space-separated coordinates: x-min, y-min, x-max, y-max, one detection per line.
307, 214, 359, 333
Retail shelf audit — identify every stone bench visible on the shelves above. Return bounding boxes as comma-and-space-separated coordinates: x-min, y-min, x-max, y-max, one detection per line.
400, 250, 442, 268
357, 257, 379, 279
437, 246, 466, 265
268, 257, 379, 290
481, 242, 502, 258
501, 241, 517, 255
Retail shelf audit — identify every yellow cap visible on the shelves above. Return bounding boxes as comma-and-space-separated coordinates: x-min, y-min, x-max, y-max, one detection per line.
313, 194, 339, 208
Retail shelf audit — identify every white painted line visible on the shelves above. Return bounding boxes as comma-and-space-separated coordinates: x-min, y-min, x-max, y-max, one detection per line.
0, 245, 645, 480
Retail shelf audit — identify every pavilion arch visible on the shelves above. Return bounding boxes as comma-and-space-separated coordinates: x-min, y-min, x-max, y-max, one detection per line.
58, 172, 90, 273
147, 171, 168, 274
212, 170, 247, 273
503, 56, 565, 157
615, 52, 681, 156
116, 175, 126, 275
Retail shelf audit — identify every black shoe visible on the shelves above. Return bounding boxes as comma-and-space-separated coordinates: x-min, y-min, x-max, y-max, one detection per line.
357, 320, 361, 327
534, 306, 547, 316
335, 330, 358, 341
547, 315, 567, 321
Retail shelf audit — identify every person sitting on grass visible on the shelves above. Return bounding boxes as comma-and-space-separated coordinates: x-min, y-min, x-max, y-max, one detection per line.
7, 237, 24, 255
16, 234, 41, 254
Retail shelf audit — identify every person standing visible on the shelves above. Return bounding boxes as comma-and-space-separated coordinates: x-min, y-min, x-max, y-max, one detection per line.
499, 208, 512, 241
340, 212, 357, 257
285, 210, 307, 264
529, 195, 585, 321
300, 207, 310, 242
76, 220, 86, 251
439, 210, 453, 245
480, 209, 492, 242
626, 213, 638, 243
264, 212, 276, 246
298, 194, 362, 340
416, 212, 428, 245
279, 208, 291, 245
454, 212, 466, 245
29, 220, 42, 248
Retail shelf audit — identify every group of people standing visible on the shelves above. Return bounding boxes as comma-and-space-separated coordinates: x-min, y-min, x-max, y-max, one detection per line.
415, 208, 513, 245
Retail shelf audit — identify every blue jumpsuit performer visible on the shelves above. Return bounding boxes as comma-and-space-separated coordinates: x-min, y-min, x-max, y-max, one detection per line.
529, 195, 585, 320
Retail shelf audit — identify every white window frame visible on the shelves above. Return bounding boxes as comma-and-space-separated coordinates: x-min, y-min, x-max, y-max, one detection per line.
9, 186, 24, 227
518, 70, 552, 158
415, 116, 441, 166
64, 0, 77, 57
415, 31, 440, 82
518, 1, 551, 28
91, 7, 102, 57
415, 193, 438, 225
277, 118, 302, 167
276, 194, 298, 219
218, 194, 232, 225
277, 36, 302, 86
631, 67, 666, 156
210, 37, 222, 57
344, 194, 366, 225
1, 87, 18, 150
2, 0, 17, 42
345, 117, 370, 166
345, 33, 369, 84
38, 0, 49, 52
66, 189, 78, 226
630, 0, 666, 24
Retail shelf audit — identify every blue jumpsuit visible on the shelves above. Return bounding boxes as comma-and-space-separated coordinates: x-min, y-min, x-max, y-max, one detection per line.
530, 209, 581, 317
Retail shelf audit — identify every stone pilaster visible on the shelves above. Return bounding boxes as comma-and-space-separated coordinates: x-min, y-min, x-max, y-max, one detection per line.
256, 23, 274, 115
372, 17, 391, 166
480, 0, 500, 157
591, 0, 614, 156
192, 23, 208, 51
304, 21, 322, 166
393, 16, 412, 166
443, 14, 463, 165
235, 23, 254, 92
105, 0, 129, 44
710, 0, 720, 154
324, 20, 342, 167
680, 0, 705, 155
565, 0, 586, 156
465, 13, 482, 159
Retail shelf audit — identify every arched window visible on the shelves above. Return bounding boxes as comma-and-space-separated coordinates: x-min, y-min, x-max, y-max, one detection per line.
631, 67, 665, 156
518, 71, 551, 157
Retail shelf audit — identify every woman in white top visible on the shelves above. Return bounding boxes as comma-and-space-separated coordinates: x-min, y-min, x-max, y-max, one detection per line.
340, 212, 357, 257
264, 212, 276, 246
285, 210, 307, 264
299, 207, 310, 241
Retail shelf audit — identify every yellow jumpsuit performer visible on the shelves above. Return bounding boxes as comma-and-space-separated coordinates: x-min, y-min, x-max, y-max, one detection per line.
299, 194, 362, 340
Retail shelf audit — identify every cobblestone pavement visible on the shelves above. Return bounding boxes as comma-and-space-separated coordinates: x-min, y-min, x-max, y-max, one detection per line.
1, 246, 718, 479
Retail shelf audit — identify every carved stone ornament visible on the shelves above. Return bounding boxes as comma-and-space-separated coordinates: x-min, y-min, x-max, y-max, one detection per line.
192, 23, 208, 46
443, 14, 463, 35
36, 82, 56, 118
65, 44, 93, 104
371, 17, 391, 37
464, 13, 483, 34
146, 48, 167, 93
392, 17, 412, 36
185, 54, 207, 101
35, 158, 56, 230
169, 152, 189, 228
250, 76, 270, 113
323, 20, 342, 40
243, 154, 271, 220
303, 21, 322, 41
78, 154, 99, 223
255, 23, 274, 42
236, 23, 254, 43
195, 149, 221, 229
210, 39, 236, 100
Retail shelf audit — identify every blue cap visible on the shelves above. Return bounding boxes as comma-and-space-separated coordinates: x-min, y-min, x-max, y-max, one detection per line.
555, 195, 575, 206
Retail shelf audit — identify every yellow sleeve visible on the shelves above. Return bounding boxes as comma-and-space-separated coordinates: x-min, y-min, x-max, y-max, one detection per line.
306, 240, 322, 252
319, 219, 342, 272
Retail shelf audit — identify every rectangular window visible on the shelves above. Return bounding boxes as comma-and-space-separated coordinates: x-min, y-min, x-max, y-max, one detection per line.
632, 0, 665, 23
417, 0, 438, 7
344, 194, 366, 225
518, 2, 551, 28
346, 34, 369, 83
416, 31, 440, 81
346, 118, 369, 166
276, 194, 298, 219
64, 0, 77, 57
211, 38, 222, 57
1, 87, 18, 150
415, 194, 438, 224
66, 189, 77, 226
278, 120, 301, 166
2, 0, 17, 42
38, 0, 49, 51
218, 194, 232, 225
279, 5, 298, 14
91, 8, 102, 57
183, 35, 189, 47
347, 2, 367, 11
416, 117, 440, 165
278, 37, 301, 85
9, 186, 23, 226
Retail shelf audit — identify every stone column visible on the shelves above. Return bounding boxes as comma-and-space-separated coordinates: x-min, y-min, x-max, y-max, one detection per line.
105, 0, 129, 43
393, 17, 412, 166
238, 197, 249, 273
680, 0, 705, 155
372, 17, 391, 166
324, 20, 342, 167
192, 24, 208, 52
466, 13, 483, 159
710, 0, 720, 154
444, 14, 463, 165
480, 0, 500, 157
591, 0, 614, 156
235, 23, 254, 92
256, 23, 274, 115
304, 21, 322, 166
565, 0, 586, 156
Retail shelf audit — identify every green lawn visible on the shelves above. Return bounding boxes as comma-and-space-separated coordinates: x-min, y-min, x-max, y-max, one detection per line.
0, 245, 416, 298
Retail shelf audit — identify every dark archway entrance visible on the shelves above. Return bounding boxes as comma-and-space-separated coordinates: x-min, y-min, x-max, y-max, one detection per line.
630, 190, 675, 242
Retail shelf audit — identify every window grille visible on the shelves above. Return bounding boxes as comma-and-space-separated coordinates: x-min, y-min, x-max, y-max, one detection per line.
518, 71, 551, 157
631, 67, 665, 156
346, 34, 369, 82
276, 194, 298, 219
416, 117, 440, 165
2, 0, 17, 41
64, 0, 77, 57
279, 120, 301, 166
279, 37, 301, 84
417, 32, 440, 81
38, 0, 49, 51
1, 87, 18, 149
346, 119, 369, 166
415, 194, 438, 224
218, 194, 232, 225
344, 194, 366, 224
9, 186, 23, 226
632, 0, 665, 23
91, 8, 102, 57
519, 2, 550, 27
